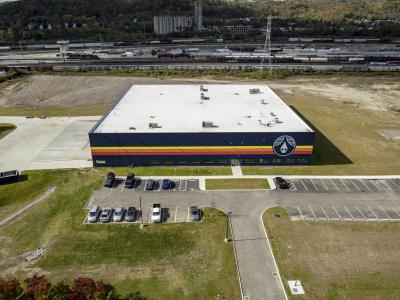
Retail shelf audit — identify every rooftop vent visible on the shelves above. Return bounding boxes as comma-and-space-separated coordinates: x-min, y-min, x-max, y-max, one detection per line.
149, 122, 162, 129
249, 88, 260, 94
129, 126, 136, 130
201, 93, 210, 100
200, 85, 208, 92
202, 121, 218, 128
260, 100, 268, 105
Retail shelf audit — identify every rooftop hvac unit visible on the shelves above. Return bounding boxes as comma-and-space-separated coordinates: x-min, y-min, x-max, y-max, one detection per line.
261, 100, 268, 105
129, 126, 136, 130
249, 88, 260, 94
201, 93, 210, 100
200, 85, 208, 92
202, 121, 218, 128
149, 123, 162, 129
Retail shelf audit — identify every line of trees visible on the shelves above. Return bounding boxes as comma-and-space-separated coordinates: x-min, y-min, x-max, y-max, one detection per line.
0, 276, 145, 300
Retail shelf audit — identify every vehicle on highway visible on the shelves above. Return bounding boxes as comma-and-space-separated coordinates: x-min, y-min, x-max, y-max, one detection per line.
162, 179, 171, 190
146, 179, 155, 190
100, 207, 113, 223
190, 206, 201, 221
125, 207, 137, 222
151, 204, 162, 223
113, 207, 125, 222
87, 206, 100, 223
275, 177, 289, 189
124, 172, 135, 188
103, 172, 115, 188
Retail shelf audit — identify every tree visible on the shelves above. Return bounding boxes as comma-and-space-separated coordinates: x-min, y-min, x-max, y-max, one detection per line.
0, 278, 23, 300
20, 275, 52, 300
47, 281, 70, 300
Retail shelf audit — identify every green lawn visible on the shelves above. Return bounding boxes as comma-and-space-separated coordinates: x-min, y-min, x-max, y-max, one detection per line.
0, 169, 240, 299
105, 166, 232, 176
206, 179, 270, 190
264, 207, 400, 299
0, 123, 16, 140
242, 92, 400, 175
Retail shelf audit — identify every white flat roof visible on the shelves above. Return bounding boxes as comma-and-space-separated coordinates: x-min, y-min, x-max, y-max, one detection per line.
94, 84, 313, 133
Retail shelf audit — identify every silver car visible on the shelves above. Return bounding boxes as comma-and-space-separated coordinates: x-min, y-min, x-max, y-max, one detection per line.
113, 207, 125, 222
100, 207, 113, 223
87, 206, 100, 223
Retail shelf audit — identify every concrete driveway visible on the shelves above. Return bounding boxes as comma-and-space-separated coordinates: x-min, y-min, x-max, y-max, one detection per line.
0, 116, 98, 171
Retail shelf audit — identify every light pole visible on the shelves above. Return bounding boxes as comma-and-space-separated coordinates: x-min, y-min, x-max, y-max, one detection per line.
139, 196, 144, 229
225, 211, 232, 243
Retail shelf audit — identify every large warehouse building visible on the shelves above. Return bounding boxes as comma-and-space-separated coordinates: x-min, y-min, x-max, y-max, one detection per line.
89, 84, 315, 166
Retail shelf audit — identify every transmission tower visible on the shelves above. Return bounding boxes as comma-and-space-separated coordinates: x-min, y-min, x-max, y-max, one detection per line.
260, 15, 272, 73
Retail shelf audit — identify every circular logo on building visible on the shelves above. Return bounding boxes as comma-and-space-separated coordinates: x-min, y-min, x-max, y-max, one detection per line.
273, 135, 296, 157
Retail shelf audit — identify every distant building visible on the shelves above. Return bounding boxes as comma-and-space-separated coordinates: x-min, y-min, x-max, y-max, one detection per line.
154, 16, 192, 35
225, 25, 251, 33
194, 0, 203, 32
47, 24, 52, 30
64, 22, 69, 29
72, 23, 77, 29
38, 24, 44, 30
28, 23, 34, 30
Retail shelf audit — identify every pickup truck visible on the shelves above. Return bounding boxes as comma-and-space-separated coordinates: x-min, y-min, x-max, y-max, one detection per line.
151, 204, 162, 223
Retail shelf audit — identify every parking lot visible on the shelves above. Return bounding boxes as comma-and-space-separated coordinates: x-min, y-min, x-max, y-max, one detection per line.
102, 177, 199, 192
83, 205, 198, 224
285, 204, 400, 222
279, 178, 400, 193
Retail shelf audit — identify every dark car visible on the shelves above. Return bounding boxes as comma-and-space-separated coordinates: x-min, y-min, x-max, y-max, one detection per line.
275, 177, 289, 189
103, 172, 115, 188
145, 179, 155, 190
162, 179, 171, 190
124, 172, 135, 188
125, 207, 137, 222
190, 206, 201, 221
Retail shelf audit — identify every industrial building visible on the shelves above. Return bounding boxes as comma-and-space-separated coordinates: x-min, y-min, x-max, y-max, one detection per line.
89, 85, 315, 167
153, 16, 193, 35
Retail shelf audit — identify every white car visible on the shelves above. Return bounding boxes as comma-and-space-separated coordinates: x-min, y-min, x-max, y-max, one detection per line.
151, 204, 162, 223
113, 207, 125, 222
87, 206, 100, 223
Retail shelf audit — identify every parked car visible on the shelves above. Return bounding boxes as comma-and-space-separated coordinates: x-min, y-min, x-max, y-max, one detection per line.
190, 206, 201, 221
100, 207, 113, 223
125, 207, 137, 222
146, 179, 155, 190
87, 205, 101, 223
151, 204, 162, 223
162, 179, 171, 190
124, 172, 135, 188
113, 207, 125, 222
275, 177, 289, 189
103, 172, 115, 188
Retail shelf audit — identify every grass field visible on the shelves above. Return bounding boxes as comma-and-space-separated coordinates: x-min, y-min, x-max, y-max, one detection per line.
243, 93, 400, 175
0, 169, 240, 299
0, 123, 16, 140
264, 207, 400, 299
109, 166, 232, 176
206, 179, 270, 190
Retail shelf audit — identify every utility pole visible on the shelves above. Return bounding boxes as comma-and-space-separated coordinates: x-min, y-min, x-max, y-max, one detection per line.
225, 211, 232, 243
260, 15, 272, 74
139, 196, 144, 229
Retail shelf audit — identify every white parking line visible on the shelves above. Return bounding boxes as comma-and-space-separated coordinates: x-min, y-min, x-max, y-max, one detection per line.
330, 179, 339, 191
309, 179, 319, 191
320, 206, 330, 220
187, 207, 190, 222
332, 206, 343, 221
379, 207, 392, 220
355, 206, 367, 221
391, 207, 400, 218
175, 207, 178, 222
154, 181, 161, 192
366, 206, 380, 221
289, 180, 298, 191
299, 179, 308, 191
389, 179, 400, 189
369, 180, 381, 191
380, 180, 392, 191
358, 180, 372, 191
297, 206, 305, 221
340, 179, 351, 192
320, 179, 330, 191
344, 206, 355, 221
309, 206, 317, 221
350, 180, 361, 191
143, 181, 147, 191
148, 208, 152, 223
